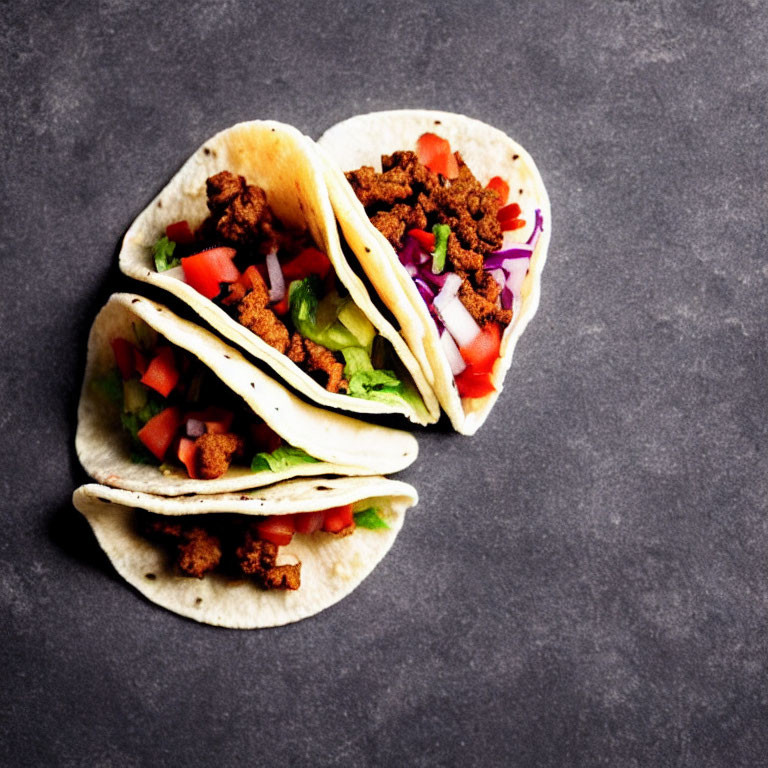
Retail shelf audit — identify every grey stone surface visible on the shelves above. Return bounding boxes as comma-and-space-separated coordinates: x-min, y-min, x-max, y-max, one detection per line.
1, 1, 767, 766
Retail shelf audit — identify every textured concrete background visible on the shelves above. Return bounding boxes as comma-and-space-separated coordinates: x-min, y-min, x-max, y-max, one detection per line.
1, 1, 766, 766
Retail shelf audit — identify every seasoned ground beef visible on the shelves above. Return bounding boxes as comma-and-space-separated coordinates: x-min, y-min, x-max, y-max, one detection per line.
146, 519, 222, 579
194, 432, 244, 479
206, 171, 275, 246
237, 293, 290, 353
236, 529, 301, 590
304, 338, 347, 394
346, 148, 510, 326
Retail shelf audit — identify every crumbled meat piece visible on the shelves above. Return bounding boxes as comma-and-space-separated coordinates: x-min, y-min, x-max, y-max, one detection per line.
195, 432, 245, 479
475, 269, 502, 304
236, 530, 301, 590
146, 518, 221, 579
446, 233, 483, 272
206, 171, 246, 213
236, 533, 277, 575
286, 332, 306, 364
459, 279, 512, 327
237, 292, 290, 353
434, 155, 502, 256
327, 524, 356, 538
205, 170, 276, 247
176, 527, 222, 578
304, 339, 347, 393
370, 203, 428, 250
262, 565, 301, 590
381, 151, 439, 195
345, 165, 413, 208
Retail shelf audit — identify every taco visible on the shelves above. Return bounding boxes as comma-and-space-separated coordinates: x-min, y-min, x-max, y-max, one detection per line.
317, 110, 551, 435
119, 120, 439, 425
73, 475, 417, 628
76, 293, 418, 496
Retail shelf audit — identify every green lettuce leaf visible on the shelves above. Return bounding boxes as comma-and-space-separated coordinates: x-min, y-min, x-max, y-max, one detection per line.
251, 445, 319, 473
153, 236, 180, 272
431, 223, 450, 274
353, 507, 390, 530
91, 369, 123, 405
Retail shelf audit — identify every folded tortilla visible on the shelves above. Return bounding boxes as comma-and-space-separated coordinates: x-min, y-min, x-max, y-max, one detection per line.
76, 293, 418, 495
73, 476, 417, 628
317, 110, 551, 435
119, 120, 439, 425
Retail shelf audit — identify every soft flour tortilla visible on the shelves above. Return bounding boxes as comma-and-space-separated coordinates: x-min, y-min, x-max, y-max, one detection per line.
76, 293, 418, 496
317, 110, 551, 435
73, 476, 417, 628
119, 120, 439, 425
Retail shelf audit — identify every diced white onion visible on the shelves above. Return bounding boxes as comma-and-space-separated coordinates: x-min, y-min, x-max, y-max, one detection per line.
404, 263, 418, 277
490, 268, 506, 291
437, 296, 482, 348
162, 265, 187, 282
440, 329, 467, 376
433, 272, 463, 313
266, 249, 285, 303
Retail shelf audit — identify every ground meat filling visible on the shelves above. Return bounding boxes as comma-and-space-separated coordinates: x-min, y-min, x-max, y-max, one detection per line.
194, 432, 245, 479
206, 171, 277, 247
147, 519, 222, 579
346, 151, 510, 327
145, 517, 301, 591
201, 172, 349, 392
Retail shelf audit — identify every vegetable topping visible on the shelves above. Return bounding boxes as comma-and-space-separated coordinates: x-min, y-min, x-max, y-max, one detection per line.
345, 134, 544, 398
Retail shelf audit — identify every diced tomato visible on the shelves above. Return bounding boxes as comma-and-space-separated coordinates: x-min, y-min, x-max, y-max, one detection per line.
416, 133, 459, 179
137, 406, 183, 461
486, 177, 509, 206
140, 346, 179, 397
181, 247, 239, 299
321, 504, 355, 533
133, 348, 147, 375
293, 511, 325, 535
165, 220, 195, 244
498, 202, 521, 222
498, 203, 526, 231
282, 247, 332, 281
257, 515, 295, 546
185, 407, 233, 435
177, 437, 199, 479
455, 369, 496, 399
459, 322, 501, 374
272, 295, 290, 316
250, 421, 282, 453
407, 228, 436, 252
110, 338, 136, 380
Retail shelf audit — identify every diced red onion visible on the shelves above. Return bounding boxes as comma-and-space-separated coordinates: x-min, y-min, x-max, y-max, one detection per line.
484, 245, 533, 270
266, 249, 285, 303
440, 329, 466, 376
433, 273, 463, 313
526, 208, 544, 246
490, 268, 506, 291
186, 418, 205, 438
437, 296, 481, 348
413, 277, 436, 305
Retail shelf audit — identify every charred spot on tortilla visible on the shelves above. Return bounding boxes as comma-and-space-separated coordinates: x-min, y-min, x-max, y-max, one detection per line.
145, 573, 156, 580
203, 147, 210, 155
224, 355, 231, 359
98, 497, 111, 503
513, 154, 519, 160
157, 200, 162, 208
434, 120, 441, 124
195, 597, 203, 605
364, 246, 370, 253
132, 298, 140, 304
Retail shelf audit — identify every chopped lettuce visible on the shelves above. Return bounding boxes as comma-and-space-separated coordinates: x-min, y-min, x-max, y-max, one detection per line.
347, 369, 402, 400
91, 369, 123, 405
290, 278, 360, 351
342, 346, 373, 378
290, 276, 321, 324
251, 445, 319, 473
431, 223, 450, 274
353, 507, 390, 530
153, 236, 180, 272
